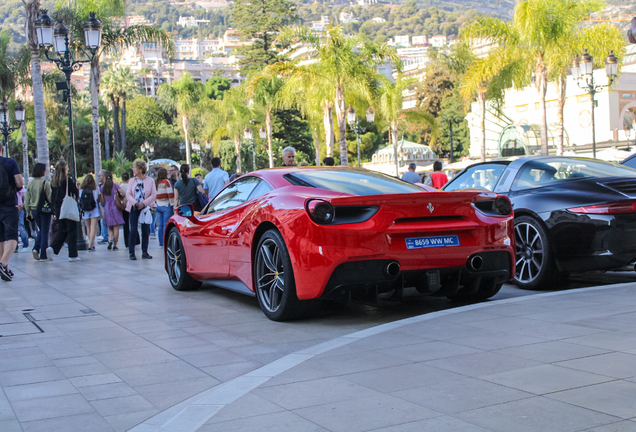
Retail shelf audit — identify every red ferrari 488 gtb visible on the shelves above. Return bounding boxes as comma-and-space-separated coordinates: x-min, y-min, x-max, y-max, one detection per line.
164, 167, 515, 321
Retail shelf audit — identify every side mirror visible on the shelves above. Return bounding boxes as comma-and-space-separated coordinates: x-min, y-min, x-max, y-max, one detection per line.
177, 204, 195, 219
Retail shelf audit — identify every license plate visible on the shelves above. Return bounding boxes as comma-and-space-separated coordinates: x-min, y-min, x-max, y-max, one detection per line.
406, 235, 460, 249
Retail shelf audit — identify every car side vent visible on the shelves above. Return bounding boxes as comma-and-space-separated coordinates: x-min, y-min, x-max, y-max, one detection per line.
599, 180, 636, 196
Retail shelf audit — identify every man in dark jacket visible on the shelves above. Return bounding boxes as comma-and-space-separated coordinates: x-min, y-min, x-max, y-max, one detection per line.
0, 151, 25, 281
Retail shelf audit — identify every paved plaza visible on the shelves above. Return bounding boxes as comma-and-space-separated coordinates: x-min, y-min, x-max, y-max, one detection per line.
1, 243, 636, 431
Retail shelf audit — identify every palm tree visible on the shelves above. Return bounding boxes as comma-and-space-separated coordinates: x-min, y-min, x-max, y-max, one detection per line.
157, 73, 203, 165
461, 0, 606, 156
101, 66, 122, 153
117, 66, 141, 153
210, 85, 254, 174
379, 73, 438, 176
22, 0, 49, 173
58, 1, 173, 170
247, 74, 285, 168
275, 25, 399, 166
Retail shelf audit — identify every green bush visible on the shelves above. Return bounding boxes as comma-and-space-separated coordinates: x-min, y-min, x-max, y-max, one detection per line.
192, 167, 208, 177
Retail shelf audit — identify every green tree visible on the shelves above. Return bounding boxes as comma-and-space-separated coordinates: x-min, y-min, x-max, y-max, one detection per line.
230, 0, 298, 76
275, 25, 399, 166
157, 72, 203, 165
247, 73, 284, 167
461, 0, 611, 156
126, 95, 165, 151
204, 77, 231, 100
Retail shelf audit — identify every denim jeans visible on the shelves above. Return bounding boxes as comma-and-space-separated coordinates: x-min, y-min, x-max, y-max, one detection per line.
18, 209, 28, 249
31, 210, 51, 260
150, 211, 157, 235
155, 205, 173, 246
129, 206, 149, 255
100, 205, 109, 241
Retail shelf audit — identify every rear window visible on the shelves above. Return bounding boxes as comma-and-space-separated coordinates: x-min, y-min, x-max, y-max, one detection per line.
284, 170, 423, 196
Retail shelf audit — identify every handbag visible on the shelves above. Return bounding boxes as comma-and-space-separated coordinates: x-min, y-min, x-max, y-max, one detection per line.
36, 180, 52, 216
59, 178, 80, 222
115, 188, 127, 211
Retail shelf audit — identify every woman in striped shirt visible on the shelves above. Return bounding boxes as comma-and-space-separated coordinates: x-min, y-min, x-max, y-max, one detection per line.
155, 167, 175, 247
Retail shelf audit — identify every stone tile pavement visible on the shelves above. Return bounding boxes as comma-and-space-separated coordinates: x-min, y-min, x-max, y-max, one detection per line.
2, 241, 636, 431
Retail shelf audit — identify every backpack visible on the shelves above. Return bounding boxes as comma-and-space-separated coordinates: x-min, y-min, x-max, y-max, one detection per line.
0, 158, 16, 203
79, 189, 96, 211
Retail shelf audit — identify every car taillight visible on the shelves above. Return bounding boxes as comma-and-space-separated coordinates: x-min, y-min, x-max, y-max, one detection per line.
568, 201, 636, 214
472, 195, 512, 217
306, 199, 335, 224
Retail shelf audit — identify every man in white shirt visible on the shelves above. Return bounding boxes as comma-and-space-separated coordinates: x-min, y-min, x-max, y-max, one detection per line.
203, 157, 229, 198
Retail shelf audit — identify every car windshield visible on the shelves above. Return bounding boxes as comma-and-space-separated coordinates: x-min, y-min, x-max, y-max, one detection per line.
443, 163, 508, 192
511, 158, 636, 191
284, 170, 423, 196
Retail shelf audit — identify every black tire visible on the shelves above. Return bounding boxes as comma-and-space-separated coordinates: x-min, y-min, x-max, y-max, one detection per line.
254, 229, 312, 321
166, 227, 202, 291
448, 278, 502, 302
514, 216, 557, 290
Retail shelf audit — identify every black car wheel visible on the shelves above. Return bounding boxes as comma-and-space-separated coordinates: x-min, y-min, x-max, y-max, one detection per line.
514, 216, 556, 290
254, 230, 313, 321
166, 227, 201, 291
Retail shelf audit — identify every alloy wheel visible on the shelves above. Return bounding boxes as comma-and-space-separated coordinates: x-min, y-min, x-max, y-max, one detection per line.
166, 231, 182, 286
515, 221, 544, 284
256, 238, 285, 313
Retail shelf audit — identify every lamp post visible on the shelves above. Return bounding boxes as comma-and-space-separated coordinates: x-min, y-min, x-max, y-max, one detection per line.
244, 127, 255, 172
0, 100, 25, 159
35, 10, 102, 181
191, 142, 201, 169
570, 49, 619, 159
346, 106, 375, 168
140, 141, 154, 162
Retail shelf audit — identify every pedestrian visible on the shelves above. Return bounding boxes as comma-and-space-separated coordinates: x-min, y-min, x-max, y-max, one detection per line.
120, 172, 131, 248
168, 164, 179, 187
47, 160, 80, 262
155, 167, 174, 247
282, 147, 296, 166
173, 164, 205, 212
322, 157, 335, 166
424, 161, 449, 189
0, 151, 25, 281
24, 163, 52, 261
96, 169, 109, 245
195, 173, 203, 184
126, 159, 156, 260
16, 186, 29, 253
203, 157, 229, 199
100, 171, 124, 251
79, 174, 100, 251
401, 163, 422, 184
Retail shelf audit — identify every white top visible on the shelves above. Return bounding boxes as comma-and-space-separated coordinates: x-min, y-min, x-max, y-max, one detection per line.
204, 168, 229, 199
80, 188, 101, 219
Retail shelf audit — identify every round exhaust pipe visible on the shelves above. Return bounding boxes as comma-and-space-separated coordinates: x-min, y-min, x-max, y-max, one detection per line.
385, 261, 400, 278
469, 256, 484, 271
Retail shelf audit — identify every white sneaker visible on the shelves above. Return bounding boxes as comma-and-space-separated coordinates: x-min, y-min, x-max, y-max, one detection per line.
21, 247, 29, 253
68, 257, 81, 262
46, 247, 54, 261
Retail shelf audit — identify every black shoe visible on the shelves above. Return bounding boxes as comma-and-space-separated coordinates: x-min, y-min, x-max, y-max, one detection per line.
142, 253, 153, 259
0, 264, 12, 281
129, 254, 137, 260
6, 267, 14, 277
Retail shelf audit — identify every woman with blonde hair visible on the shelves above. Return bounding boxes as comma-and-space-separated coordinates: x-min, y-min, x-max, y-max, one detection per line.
79, 174, 100, 251
100, 171, 125, 250
47, 160, 80, 261
126, 159, 156, 260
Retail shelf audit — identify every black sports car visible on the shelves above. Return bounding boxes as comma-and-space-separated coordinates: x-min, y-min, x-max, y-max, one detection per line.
443, 156, 636, 289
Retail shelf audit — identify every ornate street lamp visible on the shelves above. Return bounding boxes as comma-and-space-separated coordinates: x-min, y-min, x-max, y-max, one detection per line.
0, 100, 25, 158
244, 127, 256, 172
259, 126, 266, 140
346, 105, 374, 168
570, 49, 619, 158
141, 141, 154, 162
35, 10, 102, 181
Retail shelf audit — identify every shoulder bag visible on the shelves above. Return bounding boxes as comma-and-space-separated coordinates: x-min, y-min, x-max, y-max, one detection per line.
115, 188, 127, 211
60, 178, 80, 221
36, 180, 52, 216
